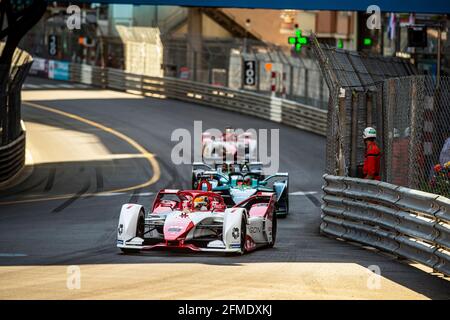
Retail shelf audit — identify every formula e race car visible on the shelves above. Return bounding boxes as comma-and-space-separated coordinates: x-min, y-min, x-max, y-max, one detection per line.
202, 126, 257, 162
191, 161, 264, 187
192, 168, 289, 217
116, 189, 277, 254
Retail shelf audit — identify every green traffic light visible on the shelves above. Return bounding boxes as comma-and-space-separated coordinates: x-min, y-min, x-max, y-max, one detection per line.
363, 38, 372, 46
288, 29, 308, 52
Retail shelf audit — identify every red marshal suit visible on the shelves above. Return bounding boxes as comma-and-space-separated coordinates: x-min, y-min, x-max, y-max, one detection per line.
363, 141, 381, 180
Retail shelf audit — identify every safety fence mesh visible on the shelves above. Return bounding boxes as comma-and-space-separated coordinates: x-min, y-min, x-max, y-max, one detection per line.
21, 27, 330, 110
383, 77, 450, 197
312, 31, 450, 196
308, 34, 450, 197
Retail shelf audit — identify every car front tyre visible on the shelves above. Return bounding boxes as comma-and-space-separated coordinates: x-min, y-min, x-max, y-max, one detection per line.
120, 209, 145, 254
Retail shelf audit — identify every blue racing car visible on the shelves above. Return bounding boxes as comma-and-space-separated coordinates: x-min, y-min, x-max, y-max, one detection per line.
192, 166, 289, 217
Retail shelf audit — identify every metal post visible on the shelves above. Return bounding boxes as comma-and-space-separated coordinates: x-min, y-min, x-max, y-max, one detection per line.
289, 65, 294, 99
337, 88, 347, 176
350, 92, 358, 177
319, 75, 324, 108
271, 71, 277, 97
241, 56, 244, 90
437, 25, 441, 88
366, 92, 373, 126
193, 51, 197, 82
378, 84, 386, 180
256, 60, 261, 92
409, 78, 419, 188
304, 68, 309, 104
386, 79, 397, 183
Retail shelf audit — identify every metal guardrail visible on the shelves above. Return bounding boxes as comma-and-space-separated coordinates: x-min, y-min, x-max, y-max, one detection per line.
321, 174, 450, 276
67, 63, 327, 136
0, 46, 32, 185
0, 131, 25, 184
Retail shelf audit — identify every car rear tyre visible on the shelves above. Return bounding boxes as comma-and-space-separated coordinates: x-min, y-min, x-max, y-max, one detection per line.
268, 211, 277, 248
239, 217, 247, 254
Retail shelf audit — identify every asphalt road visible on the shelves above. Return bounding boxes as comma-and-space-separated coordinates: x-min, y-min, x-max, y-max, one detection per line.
0, 77, 448, 299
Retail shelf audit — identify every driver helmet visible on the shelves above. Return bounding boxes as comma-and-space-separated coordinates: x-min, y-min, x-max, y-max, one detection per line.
194, 196, 209, 210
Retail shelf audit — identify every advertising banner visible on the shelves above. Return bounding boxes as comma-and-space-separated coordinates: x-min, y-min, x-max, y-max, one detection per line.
48, 60, 70, 81
29, 57, 48, 77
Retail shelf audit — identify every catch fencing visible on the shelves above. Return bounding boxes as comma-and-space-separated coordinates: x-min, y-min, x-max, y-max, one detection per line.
309, 35, 448, 198
161, 37, 329, 110
322, 174, 450, 276
310, 35, 417, 180
383, 77, 450, 198
34, 59, 328, 137
22, 28, 330, 110
312, 36, 450, 274
0, 46, 32, 184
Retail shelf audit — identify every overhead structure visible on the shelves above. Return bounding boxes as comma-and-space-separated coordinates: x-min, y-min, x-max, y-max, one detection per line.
71, 0, 450, 14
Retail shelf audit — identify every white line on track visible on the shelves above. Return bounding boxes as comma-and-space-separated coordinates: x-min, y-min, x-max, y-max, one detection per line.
0, 253, 27, 257
134, 192, 154, 196
92, 192, 126, 197
93, 192, 154, 197
23, 84, 39, 89
289, 191, 318, 196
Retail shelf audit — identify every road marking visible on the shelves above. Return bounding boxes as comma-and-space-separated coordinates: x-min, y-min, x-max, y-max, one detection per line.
0, 253, 27, 257
23, 84, 39, 89
92, 192, 126, 197
290, 191, 318, 196
135, 192, 154, 196
0, 102, 161, 205
92, 192, 154, 197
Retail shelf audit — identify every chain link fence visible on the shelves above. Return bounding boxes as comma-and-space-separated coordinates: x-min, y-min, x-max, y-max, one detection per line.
21, 26, 329, 110
160, 36, 329, 109
311, 33, 450, 197
383, 76, 450, 197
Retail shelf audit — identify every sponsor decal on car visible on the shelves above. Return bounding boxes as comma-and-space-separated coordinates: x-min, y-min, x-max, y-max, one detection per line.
232, 227, 239, 239
117, 240, 124, 245
249, 226, 261, 234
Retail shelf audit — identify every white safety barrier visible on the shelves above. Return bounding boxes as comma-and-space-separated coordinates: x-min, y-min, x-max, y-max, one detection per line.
37, 61, 327, 136
321, 174, 450, 276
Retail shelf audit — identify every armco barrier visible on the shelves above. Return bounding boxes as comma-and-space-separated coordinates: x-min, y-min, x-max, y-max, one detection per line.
38, 61, 328, 136
321, 174, 450, 276
0, 131, 25, 184
0, 47, 32, 186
